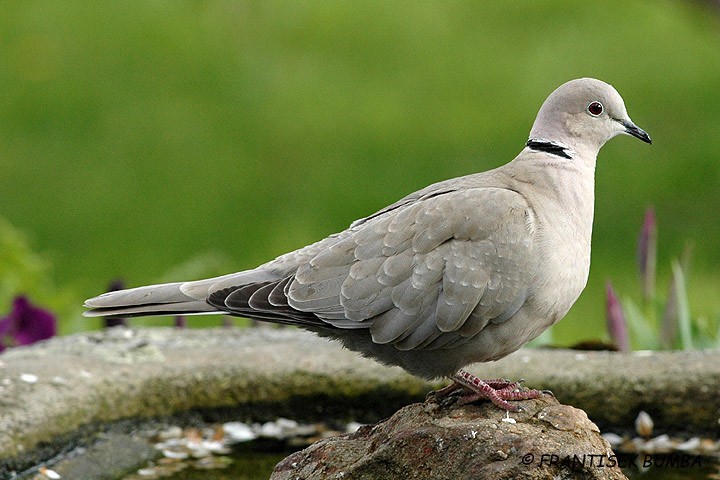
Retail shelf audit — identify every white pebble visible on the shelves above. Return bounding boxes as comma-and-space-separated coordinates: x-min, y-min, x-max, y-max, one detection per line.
40, 467, 61, 479
162, 449, 189, 459
156, 426, 183, 440
644, 434, 673, 453
137, 467, 157, 476
675, 437, 701, 451
635, 411, 654, 438
345, 422, 364, 433
20, 373, 38, 384
601, 432, 624, 446
223, 422, 256, 442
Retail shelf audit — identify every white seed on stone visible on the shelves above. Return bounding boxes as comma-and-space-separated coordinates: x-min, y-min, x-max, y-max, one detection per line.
501, 411, 516, 424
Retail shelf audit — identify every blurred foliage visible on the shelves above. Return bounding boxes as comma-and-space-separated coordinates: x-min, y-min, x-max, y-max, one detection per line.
607, 208, 720, 350
1, 1, 719, 343
0, 218, 78, 333
0, 217, 48, 303
617, 256, 720, 350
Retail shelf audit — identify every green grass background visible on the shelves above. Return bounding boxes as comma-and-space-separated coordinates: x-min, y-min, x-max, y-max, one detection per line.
1, 1, 719, 345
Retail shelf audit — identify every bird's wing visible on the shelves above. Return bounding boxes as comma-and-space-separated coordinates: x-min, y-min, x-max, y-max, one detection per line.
259, 186, 539, 350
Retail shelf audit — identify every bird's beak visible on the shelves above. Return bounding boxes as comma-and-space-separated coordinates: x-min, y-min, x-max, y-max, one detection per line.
621, 119, 652, 144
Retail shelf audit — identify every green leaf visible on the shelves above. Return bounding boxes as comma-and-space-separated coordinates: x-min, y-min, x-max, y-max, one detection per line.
671, 260, 693, 350
0, 218, 51, 306
622, 297, 660, 351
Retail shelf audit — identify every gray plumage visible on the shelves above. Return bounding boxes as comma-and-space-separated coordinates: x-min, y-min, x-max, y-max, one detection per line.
85, 78, 651, 381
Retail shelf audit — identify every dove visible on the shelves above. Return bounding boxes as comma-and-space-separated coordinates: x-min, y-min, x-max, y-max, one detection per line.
85, 78, 651, 411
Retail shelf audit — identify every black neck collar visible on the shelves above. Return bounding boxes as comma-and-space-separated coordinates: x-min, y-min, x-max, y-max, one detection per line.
526, 139, 572, 159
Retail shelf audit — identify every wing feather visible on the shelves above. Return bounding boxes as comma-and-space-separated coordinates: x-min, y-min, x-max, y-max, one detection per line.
279, 187, 536, 349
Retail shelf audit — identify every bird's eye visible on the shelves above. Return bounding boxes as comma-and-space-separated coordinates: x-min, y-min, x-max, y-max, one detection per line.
587, 101, 604, 116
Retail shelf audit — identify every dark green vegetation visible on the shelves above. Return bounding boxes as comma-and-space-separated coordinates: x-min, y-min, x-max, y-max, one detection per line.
1, 1, 719, 343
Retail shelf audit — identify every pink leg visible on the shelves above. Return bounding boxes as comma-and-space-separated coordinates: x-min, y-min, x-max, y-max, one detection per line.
435, 369, 544, 412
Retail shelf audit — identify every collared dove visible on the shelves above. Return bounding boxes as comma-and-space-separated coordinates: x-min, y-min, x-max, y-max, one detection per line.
85, 78, 651, 411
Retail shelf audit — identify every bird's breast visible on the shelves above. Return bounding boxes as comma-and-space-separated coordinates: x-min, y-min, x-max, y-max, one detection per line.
530, 207, 592, 324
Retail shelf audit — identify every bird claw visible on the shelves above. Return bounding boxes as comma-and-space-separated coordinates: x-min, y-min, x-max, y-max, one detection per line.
433, 369, 546, 412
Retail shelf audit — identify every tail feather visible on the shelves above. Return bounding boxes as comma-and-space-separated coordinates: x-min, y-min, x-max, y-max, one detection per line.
83, 300, 219, 318
83, 270, 281, 318
83, 281, 218, 318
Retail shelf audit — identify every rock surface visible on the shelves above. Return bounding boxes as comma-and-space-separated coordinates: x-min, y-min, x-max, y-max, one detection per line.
0, 327, 427, 477
272, 395, 628, 480
0, 326, 718, 475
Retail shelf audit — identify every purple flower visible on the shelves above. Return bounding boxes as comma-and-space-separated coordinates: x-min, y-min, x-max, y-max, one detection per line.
0, 296, 57, 353
605, 282, 630, 352
174, 315, 187, 328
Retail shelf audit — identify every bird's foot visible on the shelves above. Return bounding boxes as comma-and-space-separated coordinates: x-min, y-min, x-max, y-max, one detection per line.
433, 369, 543, 412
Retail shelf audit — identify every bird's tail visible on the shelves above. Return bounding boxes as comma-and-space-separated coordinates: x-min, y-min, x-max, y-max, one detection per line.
83, 270, 270, 318
83, 282, 219, 317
